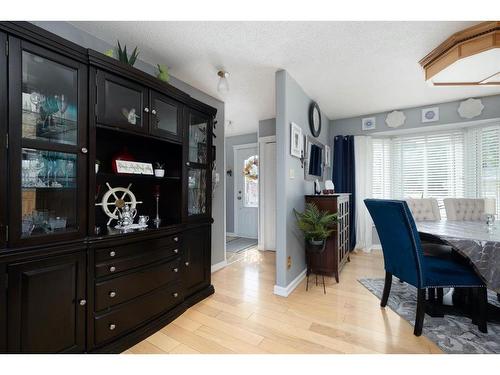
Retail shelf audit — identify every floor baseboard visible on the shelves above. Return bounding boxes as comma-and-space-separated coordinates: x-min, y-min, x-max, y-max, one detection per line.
273, 268, 306, 297
211, 260, 227, 273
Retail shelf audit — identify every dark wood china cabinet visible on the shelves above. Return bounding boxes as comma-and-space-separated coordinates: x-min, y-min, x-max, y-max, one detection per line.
0, 22, 216, 353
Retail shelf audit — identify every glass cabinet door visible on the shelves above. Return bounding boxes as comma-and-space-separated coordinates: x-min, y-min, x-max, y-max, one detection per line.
96, 70, 148, 133
21, 50, 78, 145
150, 91, 181, 140
9, 37, 87, 246
21, 149, 78, 238
187, 168, 207, 216
185, 109, 212, 219
188, 112, 209, 164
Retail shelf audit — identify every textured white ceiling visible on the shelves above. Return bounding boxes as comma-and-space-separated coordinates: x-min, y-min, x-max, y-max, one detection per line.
70, 21, 500, 136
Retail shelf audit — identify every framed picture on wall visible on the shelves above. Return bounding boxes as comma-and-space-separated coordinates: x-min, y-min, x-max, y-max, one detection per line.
362, 117, 376, 131
324, 145, 331, 167
290, 122, 303, 158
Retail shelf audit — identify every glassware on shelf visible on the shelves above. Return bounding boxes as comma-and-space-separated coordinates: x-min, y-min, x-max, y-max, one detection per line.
48, 216, 67, 232
21, 215, 35, 237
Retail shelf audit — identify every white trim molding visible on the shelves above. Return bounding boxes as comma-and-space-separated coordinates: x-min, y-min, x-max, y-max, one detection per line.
258, 136, 276, 251
211, 260, 228, 273
273, 268, 306, 297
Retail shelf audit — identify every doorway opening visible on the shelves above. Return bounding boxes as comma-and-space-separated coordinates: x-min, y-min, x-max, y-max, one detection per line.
226, 143, 259, 263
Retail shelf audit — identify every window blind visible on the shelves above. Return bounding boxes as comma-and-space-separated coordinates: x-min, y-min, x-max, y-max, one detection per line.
465, 124, 500, 217
372, 130, 466, 216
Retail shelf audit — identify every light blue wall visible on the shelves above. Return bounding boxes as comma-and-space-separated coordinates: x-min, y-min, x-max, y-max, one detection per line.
31, 22, 226, 266
225, 133, 258, 233
275, 70, 331, 288
330, 94, 500, 136
258, 118, 276, 137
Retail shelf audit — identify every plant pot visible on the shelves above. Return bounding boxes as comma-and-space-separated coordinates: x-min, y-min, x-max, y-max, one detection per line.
306, 239, 326, 253
154, 169, 165, 178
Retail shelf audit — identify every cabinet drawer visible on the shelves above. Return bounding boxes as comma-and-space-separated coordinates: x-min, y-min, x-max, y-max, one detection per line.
94, 283, 182, 346
94, 258, 181, 311
95, 246, 179, 278
94, 234, 181, 263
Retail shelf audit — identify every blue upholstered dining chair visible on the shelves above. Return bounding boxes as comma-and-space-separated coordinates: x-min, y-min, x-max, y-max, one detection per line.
364, 199, 488, 336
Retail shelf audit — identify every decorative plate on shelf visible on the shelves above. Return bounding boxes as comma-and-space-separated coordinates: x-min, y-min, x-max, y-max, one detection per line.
385, 110, 406, 128
458, 98, 484, 119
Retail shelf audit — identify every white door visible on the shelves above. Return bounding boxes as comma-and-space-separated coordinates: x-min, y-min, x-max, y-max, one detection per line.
234, 145, 258, 238
263, 141, 276, 250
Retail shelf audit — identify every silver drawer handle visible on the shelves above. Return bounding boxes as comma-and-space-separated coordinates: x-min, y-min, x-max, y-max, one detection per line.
173, 268, 179, 273
151, 109, 157, 115
173, 237, 179, 242
172, 292, 179, 298
79, 299, 87, 306
173, 248, 179, 254
109, 266, 116, 272
109, 251, 116, 257
185, 261, 189, 267
81, 147, 88, 154
144, 107, 149, 113
109, 291, 117, 298
109, 324, 116, 331
186, 162, 190, 166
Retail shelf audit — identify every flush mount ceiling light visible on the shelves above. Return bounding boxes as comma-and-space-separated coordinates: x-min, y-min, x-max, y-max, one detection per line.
419, 21, 500, 86
217, 70, 230, 93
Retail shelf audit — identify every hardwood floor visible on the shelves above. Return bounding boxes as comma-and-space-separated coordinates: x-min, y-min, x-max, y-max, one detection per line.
124, 248, 442, 354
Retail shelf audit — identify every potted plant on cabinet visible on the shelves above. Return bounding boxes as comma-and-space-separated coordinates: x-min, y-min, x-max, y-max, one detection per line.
154, 162, 165, 178
294, 203, 337, 253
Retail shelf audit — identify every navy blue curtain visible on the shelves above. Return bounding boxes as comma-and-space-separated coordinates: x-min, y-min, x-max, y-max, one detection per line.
332, 135, 356, 250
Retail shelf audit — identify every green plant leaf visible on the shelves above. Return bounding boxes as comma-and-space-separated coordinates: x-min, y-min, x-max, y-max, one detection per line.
128, 46, 139, 66
294, 203, 338, 241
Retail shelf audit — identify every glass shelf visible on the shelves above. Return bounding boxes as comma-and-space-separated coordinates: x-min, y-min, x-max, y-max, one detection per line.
96, 172, 180, 181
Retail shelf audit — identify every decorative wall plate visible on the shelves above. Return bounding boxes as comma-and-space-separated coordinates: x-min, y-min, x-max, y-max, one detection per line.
385, 110, 406, 128
421, 107, 439, 123
458, 98, 484, 119
361, 117, 376, 131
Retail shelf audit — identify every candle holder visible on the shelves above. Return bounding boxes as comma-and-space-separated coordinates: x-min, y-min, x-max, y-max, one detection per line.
153, 185, 161, 228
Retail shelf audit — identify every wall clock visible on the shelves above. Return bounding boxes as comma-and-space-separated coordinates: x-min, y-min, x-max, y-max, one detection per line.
309, 102, 322, 137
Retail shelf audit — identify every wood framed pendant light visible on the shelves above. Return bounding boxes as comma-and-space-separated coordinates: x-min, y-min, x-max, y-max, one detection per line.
419, 21, 500, 86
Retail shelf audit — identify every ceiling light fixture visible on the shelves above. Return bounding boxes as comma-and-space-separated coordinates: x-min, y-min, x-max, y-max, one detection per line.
217, 70, 230, 93
420, 21, 500, 86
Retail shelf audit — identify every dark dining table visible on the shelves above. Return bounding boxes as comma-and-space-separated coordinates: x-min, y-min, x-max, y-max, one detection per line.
417, 220, 500, 322
417, 220, 500, 293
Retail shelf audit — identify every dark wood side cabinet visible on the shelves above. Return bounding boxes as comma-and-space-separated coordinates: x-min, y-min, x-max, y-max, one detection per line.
305, 194, 350, 282
0, 22, 217, 353
6, 249, 86, 353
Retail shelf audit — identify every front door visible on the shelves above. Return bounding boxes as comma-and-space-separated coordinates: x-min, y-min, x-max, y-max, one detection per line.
234, 145, 258, 238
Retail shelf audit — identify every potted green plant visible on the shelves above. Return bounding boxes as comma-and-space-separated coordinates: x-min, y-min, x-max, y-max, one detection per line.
154, 162, 165, 178
294, 203, 337, 253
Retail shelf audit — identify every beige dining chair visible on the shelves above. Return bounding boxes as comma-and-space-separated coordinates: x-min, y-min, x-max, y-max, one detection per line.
443, 198, 495, 221
405, 198, 441, 221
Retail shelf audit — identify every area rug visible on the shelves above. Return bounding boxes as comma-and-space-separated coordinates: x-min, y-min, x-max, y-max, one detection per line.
358, 278, 500, 354
226, 236, 258, 253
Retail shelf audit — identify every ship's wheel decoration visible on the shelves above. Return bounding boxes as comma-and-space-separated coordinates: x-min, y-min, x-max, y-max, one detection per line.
95, 182, 143, 225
